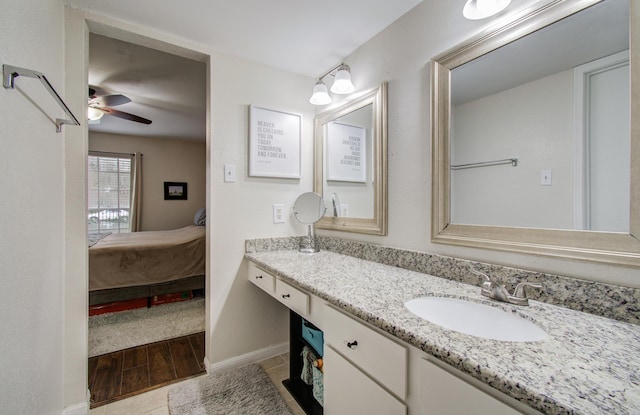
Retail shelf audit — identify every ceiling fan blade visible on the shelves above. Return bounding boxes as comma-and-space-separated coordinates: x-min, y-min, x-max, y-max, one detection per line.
93, 94, 132, 107
101, 107, 152, 125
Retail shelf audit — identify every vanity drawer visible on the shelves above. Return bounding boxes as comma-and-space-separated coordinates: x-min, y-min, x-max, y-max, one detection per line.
324, 305, 407, 399
248, 262, 275, 294
275, 279, 309, 316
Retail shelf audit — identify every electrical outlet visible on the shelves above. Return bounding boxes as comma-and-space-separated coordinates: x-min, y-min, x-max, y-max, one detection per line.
273, 204, 285, 223
340, 204, 349, 217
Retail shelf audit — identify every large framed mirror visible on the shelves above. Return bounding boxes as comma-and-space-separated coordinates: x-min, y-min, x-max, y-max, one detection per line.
314, 82, 387, 235
431, 0, 640, 267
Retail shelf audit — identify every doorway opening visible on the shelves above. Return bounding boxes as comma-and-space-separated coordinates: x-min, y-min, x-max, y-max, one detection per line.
83, 23, 210, 407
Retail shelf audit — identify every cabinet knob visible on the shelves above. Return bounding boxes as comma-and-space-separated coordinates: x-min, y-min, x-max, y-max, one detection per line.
346, 340, 358, 349
255, 275, 263, 279
282, 294, 291, 299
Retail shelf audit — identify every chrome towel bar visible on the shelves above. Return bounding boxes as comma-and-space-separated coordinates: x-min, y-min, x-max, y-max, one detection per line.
451, 158, 518, 170
3, 64, 80, 133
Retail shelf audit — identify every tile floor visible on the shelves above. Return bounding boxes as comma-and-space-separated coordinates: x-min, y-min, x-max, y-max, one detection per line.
89, 353, 305, 415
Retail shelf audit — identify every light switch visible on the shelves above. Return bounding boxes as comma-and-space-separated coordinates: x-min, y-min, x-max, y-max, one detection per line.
224, 164, 236, 182
540, 170, 552, 186
273, 204, 285, 223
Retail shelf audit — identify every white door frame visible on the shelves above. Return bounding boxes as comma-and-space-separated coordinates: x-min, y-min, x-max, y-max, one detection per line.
63, 8, 212, 412
572, 50, 629, 230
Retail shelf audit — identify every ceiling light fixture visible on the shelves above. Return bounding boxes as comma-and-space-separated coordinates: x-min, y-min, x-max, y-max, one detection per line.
309, 62, 356, 105
463, 0, 511, 20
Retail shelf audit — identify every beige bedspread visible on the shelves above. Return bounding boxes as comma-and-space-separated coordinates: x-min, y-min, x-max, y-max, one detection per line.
89, 225, 205, 291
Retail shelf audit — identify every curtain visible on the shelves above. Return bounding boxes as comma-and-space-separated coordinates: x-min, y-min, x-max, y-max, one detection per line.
130, 152, 143, 232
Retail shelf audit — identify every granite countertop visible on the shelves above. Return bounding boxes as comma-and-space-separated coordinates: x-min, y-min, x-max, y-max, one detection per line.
245, 250, 640, 415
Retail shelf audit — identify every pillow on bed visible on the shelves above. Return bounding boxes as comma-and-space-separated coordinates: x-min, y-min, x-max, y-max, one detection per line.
194, 208, 206, 226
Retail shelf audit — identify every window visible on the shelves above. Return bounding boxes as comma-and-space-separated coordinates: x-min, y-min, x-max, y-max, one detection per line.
88, 152, 132, 235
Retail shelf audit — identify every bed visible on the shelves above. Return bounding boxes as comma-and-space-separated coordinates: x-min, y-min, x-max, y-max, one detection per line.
89, 225, 205, 305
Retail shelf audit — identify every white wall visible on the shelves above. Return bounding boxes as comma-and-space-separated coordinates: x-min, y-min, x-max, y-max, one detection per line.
208, 53, 315, 363
89, 132, 206, 231
0, 0, 67, 413
451, 70, 574, 229
318, 0, 639, 287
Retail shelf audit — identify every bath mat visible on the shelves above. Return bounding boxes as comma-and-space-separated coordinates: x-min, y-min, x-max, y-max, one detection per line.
168, 363, 293, 415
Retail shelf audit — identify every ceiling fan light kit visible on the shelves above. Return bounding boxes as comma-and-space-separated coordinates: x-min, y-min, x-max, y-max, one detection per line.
309, 62, 356, 105
87, 106, 104, 121
87, 87, 152, 125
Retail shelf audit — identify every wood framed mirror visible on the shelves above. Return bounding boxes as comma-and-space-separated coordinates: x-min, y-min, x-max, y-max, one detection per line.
431, 0, 640, 267
314, 82, 388, 235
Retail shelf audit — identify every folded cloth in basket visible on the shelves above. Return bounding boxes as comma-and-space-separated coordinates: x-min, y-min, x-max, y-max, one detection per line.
301, 345, 317, 385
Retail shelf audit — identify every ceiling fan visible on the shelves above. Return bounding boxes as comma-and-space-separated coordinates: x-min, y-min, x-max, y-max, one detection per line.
88, 87, 152, 125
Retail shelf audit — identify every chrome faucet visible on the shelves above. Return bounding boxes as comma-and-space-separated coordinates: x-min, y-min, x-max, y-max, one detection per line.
470, 265, 542, 306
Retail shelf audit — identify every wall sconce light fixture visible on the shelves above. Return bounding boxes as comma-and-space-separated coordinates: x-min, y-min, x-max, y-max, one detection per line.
463, 0, 511, 20
309, 63, 355, 105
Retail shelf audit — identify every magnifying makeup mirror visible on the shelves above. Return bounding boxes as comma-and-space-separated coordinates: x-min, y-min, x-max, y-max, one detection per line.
293, 192, 326, 253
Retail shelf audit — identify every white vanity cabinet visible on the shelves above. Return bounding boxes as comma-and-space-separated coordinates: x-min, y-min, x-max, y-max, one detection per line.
324, 347, 406, 414
323, 305, 407, 414
415, 357, 540, 415
248, 262, 309, 317
247, 259, 537, 415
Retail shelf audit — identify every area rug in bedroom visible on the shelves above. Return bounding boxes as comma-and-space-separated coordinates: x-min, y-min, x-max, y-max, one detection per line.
89, 297, 205, 357
168, 363, 294, 415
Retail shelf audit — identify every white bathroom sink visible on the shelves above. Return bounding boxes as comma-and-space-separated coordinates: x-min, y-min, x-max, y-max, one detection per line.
404, 296, 547, 342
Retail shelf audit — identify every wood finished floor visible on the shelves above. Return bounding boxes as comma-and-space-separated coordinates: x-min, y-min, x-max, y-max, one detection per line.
88, 332, 206, 409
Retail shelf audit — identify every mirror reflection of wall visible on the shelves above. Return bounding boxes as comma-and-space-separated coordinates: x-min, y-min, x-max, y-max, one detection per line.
323, 104, 374, 219
450, 0, 629, 232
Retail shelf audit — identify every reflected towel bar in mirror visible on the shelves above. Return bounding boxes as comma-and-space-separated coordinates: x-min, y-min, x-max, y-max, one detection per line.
450, 158, 518, 170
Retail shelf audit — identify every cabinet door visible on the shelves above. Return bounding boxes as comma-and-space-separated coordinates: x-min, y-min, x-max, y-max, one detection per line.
324, 346, 406, 415
418, 358, 524, 415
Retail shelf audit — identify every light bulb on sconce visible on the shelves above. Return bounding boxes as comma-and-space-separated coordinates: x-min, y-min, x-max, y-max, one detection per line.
463, 0, 511, 20
309, 62, 356, 105
330, 64, 355, 94
309, 80, 332, 105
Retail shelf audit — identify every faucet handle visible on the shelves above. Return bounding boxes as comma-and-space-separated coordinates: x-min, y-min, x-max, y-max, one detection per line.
512, 282, 542, 299
469, 264, 491, 283
469, 265, 496, 297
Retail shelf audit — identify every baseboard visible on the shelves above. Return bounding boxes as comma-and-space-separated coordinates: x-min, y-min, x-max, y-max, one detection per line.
61, 390, 90, 415
205, 342, 289, 374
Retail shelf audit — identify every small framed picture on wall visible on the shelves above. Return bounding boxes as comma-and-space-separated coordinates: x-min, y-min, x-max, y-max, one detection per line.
164, 182, 188, 200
